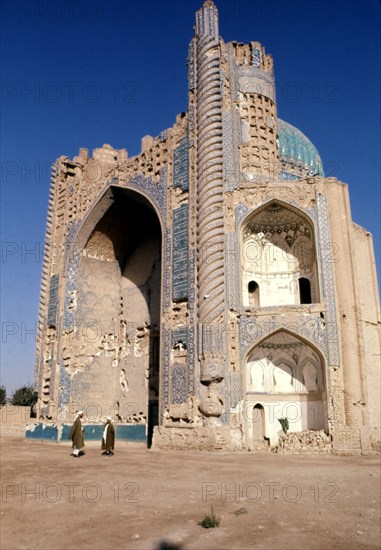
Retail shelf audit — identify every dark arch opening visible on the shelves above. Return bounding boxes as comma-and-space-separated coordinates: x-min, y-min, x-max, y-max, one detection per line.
248, 280, 260, 307
299, 277, 312, 304
252, 404, 269, 446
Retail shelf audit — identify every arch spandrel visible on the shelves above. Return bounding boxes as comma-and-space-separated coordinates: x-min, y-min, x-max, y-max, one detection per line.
237, 197, 318, 233
240, 323, 327, 367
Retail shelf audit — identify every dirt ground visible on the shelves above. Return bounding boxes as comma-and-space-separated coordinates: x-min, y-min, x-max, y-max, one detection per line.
0, 431, 380, 550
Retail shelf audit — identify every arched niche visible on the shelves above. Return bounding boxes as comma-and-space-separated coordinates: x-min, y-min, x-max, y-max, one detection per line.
244, 330, 327, 446
241, 200, 320, 307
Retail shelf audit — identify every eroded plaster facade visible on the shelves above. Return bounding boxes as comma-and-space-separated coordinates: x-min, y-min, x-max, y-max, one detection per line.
34, 1, 381, 453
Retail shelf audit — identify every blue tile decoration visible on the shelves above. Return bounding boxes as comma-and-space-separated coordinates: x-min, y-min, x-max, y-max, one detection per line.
171, 364, 187, 404
161, 328, 171, 416
187, 248, 196, 396
63, 251, 80, 330
235, 203, 251, 227
316, 194, 340, 367
172, 327, 188, 348
47, 274, 59, 328
163, 229, 172, 308
226, 232, 239, 308
48, 352, 55, 399
252, 47, 262, 68
172, 203, 189, 301
173, 137, 189, 191
278, 119, 324, 178
65, 221, 79, 258
280, 171, 300, 181
57, 360, 71, 410
115, 424, 146, 441
229, 371, 242, 409
188, 41, 195, 91
25, 424, 58, 440
61, 423, 104, 441
26, 423, 146, 442
62, 424, 146, 442
239, 314, 327, 360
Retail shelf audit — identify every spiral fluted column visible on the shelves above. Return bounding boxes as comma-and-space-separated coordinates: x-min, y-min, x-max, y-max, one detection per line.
195, 1, 225, 384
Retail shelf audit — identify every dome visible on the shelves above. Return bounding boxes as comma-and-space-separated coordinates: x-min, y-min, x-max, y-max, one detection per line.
278, 119, 324, 180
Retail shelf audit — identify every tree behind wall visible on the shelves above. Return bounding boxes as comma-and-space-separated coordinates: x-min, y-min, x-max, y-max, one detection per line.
0, 386, 6, 406
11, 385, 36, 407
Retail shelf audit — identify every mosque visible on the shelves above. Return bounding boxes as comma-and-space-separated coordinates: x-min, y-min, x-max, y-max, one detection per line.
32, 1, 380, 453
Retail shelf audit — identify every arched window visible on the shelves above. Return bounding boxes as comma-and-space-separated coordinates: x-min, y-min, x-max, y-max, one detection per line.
299, 277, 312, 304
248, 280, 260, 307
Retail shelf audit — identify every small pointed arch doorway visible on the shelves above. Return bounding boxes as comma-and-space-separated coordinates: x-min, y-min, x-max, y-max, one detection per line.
253, 403, 266, 441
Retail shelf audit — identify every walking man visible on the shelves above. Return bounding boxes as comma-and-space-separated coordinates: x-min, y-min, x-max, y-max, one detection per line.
69, 410, 85, 457
101, 416, 115, 456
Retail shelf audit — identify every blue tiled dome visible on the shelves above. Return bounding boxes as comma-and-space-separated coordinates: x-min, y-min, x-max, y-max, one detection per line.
278, 119, 324, 179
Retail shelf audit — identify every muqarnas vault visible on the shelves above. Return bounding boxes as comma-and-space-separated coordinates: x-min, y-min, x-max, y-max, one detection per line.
33, 1, 381, 453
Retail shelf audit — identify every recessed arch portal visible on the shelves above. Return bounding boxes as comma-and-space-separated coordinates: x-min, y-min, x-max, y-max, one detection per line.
241, 200, 320, 307
245, 329, 327, 446
61, 186, 162, 445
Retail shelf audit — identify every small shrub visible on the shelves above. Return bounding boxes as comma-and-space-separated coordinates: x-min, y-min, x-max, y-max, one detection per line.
278, 417, 289, 434
199, 506, 220, 529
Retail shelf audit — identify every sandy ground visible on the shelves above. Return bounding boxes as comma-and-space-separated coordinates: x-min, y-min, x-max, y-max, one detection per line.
0, 431, 380, 550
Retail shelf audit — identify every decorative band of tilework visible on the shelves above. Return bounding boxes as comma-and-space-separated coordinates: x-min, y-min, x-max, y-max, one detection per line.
173, 137, 189, 191
187, 248, 196, 396
161, 328, 171, 414
47, 274, 59, 328
57, 361, 70, 411
195, 1, 219, 40
239, 315, 327, 359
235, 203, 252, 228
188, 40, 195, 91
229, 371, 243, 409
172, 327, 188, 349
237, 66, 275, 102
63, 252, 80, 331
163, 229, 171, 309
171, 364, 187, 404
226, 232, 239, 308
316, 194, 340, 367
172, 203, 189, 301
252, 47, 262, 68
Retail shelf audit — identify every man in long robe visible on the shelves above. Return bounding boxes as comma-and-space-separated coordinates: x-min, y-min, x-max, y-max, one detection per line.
101, 416, 115, 456
69, 411, 85, 457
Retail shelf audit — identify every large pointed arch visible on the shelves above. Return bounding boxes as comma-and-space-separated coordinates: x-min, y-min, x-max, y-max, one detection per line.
243, 327, 328, 447
240, 199, 320, 307
58, 183, 164, 446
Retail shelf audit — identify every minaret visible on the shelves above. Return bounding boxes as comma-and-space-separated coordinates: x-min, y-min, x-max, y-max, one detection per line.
194, 1, 225, 419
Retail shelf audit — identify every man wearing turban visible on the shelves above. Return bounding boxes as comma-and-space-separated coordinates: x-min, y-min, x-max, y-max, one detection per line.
69, 411, 85, 457
101, 416, 115, 456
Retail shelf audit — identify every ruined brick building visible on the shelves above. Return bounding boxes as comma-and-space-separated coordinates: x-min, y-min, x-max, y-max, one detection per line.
33, 1, 380, 453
